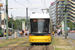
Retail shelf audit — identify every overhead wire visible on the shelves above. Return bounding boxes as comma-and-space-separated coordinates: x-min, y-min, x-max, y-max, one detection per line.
27, 0, 34, 8
26, 0, 36, 11
14, 0, 27, 8
44, 0, 47, 8
41, 0, 46, 8
14, 0, 37, 12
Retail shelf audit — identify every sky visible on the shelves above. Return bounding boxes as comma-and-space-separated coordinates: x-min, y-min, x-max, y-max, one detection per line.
1, 0, 55, 18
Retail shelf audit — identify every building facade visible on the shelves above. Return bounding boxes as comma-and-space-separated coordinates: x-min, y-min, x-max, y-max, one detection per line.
56, 0, 75, 25
49, 1, 57, 26
1, 13, 6, 25
49, 0, 75, 26
0, 13, 6, 29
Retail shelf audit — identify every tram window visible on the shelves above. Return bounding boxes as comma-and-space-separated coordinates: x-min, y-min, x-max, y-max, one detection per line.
0, 27, 2, 30
31, 19, 49, 33
5, 30, 6, 32
10, 30, 12, 32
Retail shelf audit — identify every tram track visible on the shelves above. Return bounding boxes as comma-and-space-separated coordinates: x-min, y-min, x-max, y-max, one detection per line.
27, 45, 49, 50
0, 43, 54, 50
0, 40, 54, 50
44, 45, 47, 50
9, 42, 28, 50
27, 45, 33, 50
0, 41, 19, 48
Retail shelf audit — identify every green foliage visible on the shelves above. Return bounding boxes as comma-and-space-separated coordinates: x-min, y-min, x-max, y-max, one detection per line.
67, 22, 75, 30
8, 18, 17, 29
13, 20, 17, 29
15, 19, 22, 29
8, 18, 12, 28
8, 18, 30, 30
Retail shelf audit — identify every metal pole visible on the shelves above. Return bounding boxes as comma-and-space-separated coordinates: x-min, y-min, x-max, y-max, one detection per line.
62, 8, 63, 21
26, 8, 28, 30
4, 18, 5, 42
11, 14, 13, 29
11, 14, 13, 34
65, 0, 67, 39
0, 7, 1, 37
6, 0, 8, 39
0, 8, 1, 28
4, 5, 6, 42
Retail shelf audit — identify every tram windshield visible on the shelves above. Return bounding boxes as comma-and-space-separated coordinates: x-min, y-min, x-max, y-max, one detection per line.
30, 19, 49, 33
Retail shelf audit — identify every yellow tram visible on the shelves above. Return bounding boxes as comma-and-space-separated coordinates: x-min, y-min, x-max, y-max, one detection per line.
29, 14, 53, 43
4, 28, 13, 36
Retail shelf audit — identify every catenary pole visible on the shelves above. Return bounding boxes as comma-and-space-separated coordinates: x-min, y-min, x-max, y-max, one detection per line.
26, 8, 28, 30
65, 0, 67, 39
0, 8, 1, 28
11, 14, 13, 30
6, 0, 8, 39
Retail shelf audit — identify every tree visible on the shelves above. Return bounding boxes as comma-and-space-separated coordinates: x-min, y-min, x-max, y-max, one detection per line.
15, 19, 21, 29
67, 22, 74, 30
8, 18, 12, 28
8, 18, 30, 30
8, 18, 17, 29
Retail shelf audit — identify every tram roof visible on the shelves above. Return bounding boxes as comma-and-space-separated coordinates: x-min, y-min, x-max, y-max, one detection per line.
30, 13, 50, 19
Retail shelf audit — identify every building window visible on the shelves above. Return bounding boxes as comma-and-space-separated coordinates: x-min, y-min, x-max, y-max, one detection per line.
59, 1, 64, 3
72, 0, 75, 1
58, 4, 65, 7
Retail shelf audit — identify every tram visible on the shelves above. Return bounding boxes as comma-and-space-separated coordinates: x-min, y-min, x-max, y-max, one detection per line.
4, 28, 13, 36
0, 27, 3, 36
0, 27, 13, 36
29, 14, 53, 43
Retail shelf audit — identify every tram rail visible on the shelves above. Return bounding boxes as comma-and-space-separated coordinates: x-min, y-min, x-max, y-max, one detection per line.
27, 45, 49, 50
0, 41, 19, 48
9, 42, 28, 50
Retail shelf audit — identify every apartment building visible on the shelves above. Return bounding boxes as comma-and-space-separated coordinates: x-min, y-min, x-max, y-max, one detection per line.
49, 1, 57, 26
56, 0, 75, 25
49, 0, 75, 26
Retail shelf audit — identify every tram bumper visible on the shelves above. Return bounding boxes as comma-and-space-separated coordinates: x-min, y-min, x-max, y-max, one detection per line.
29, 36, 51, 43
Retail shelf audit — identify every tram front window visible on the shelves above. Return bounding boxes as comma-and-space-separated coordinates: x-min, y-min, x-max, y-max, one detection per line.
31, 19, 49, 33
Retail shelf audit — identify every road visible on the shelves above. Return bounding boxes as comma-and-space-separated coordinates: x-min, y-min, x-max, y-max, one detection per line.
0, 32, 75, 40
0, 32, 21, 40
68, 33, 75, 40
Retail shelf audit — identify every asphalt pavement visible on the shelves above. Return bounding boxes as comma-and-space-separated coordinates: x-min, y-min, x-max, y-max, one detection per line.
0, 32, 21, 40
68, 33, 75, 40
0, 32, 75, 40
